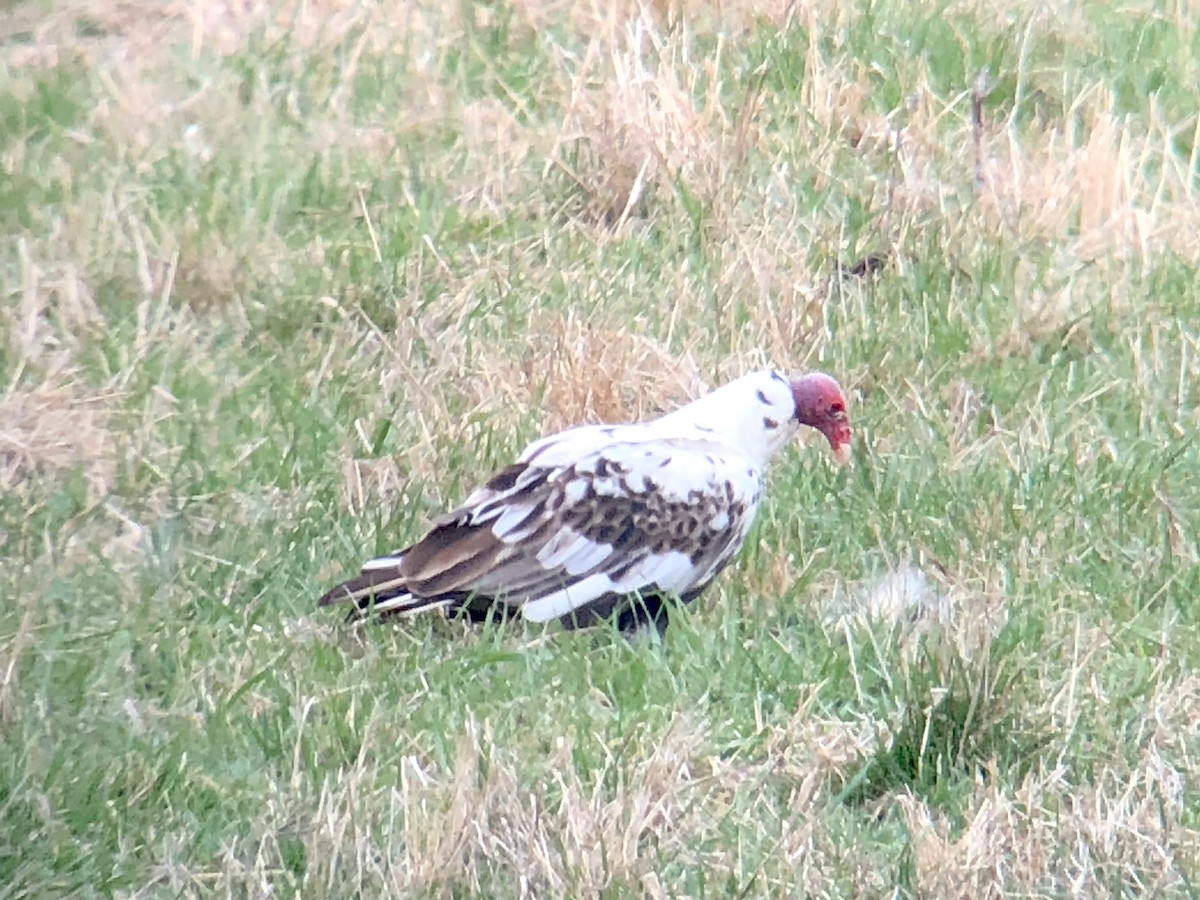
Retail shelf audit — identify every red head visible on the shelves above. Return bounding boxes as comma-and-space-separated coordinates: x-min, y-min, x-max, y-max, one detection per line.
791, 372, 852, 465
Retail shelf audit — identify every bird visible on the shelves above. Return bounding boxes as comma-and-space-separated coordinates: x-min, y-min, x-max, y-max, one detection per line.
318, 369, 852, 635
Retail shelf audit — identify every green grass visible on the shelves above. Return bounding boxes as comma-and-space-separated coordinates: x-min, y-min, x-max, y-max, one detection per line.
3, 0, 1200, 896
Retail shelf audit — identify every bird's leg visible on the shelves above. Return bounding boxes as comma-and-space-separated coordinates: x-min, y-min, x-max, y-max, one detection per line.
449, 595, 513, 625
617, 591, 672, 640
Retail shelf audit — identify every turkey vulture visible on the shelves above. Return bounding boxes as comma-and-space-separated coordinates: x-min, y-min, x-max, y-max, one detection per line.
319, 369, 851, 634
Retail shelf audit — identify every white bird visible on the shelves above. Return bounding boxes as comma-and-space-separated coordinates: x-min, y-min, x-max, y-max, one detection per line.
318, 369, 852, 634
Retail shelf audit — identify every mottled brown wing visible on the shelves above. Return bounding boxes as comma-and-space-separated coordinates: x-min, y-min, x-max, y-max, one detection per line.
320, 437, 762, 622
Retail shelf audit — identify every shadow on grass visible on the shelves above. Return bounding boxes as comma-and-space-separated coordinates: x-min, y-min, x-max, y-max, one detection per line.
831, 624, 1052, 809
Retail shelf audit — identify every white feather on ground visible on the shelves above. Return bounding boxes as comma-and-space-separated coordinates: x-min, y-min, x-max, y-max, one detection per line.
828, 564, 1008, 664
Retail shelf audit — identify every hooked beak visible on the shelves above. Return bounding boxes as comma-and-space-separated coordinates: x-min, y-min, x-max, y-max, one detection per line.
826, 412, 853, 466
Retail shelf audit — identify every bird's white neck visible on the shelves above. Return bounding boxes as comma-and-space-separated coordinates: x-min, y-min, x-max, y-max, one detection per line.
653, 371, 800, 469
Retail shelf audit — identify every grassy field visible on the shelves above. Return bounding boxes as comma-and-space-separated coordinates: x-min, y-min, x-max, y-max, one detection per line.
3, 0, 1200, 895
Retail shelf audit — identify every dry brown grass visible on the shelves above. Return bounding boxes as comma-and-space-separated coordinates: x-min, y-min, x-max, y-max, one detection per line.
337, 311, 708, 513
511, 313, 708, 426
547, 12, 735, 225
903, 732, 1192, 898
0, 379, 117, 498
271, 709, 887, 895
216, 667, 1196, 896
5, 0, 1200, 895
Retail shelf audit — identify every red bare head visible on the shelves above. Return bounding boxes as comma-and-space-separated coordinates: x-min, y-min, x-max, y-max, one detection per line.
791, 372, 852, 465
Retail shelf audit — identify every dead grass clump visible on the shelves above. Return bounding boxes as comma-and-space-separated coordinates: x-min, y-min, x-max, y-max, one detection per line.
1139, 672, 1200, 761
337, 310, 708, 513
299, 700, 893, 895
2, 2, 181, 70
515, 0, 660, 37
548, 13, 739, 227
757, 699, 883, 796
259, 668, 1198, 897
168, 215, 275, 311
184, 0, 399, 57
513, 0, 824, 43
903, 732, 1191, 897
978, 102, 1165, 263
512, 313, 708, 429
455, 98, 537, 217
392, 713, 709, 895
789, 68, 1200, 356
0, 379, 118, 500
967, 89, 1200, 345
9, 238, 105, 373
3, 0, 397, 67
341, 451, 412, 521
713, 220, 837, 365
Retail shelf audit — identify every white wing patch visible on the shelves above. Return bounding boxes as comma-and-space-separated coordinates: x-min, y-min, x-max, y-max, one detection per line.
362, 553, 404, 571
493, 503, 540, 538
535, 528, 614, 574
521, 550, 696, 622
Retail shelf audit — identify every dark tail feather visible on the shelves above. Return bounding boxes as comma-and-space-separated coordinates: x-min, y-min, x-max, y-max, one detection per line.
318, 568, 450, 621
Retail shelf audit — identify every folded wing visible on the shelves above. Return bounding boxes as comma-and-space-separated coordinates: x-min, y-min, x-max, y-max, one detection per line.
318, 434, 762, 626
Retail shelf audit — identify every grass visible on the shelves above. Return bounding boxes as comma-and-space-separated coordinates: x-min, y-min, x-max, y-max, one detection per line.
3, 0, 1200, 895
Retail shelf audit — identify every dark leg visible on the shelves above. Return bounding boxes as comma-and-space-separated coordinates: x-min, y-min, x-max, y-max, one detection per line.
556, 591, 671, 637
616, 591, 672, 638
618, 583, 711, 639
448, 594, 513, 625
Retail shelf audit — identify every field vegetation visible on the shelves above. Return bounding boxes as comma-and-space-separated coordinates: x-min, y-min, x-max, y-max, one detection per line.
2, 0, 1200, 895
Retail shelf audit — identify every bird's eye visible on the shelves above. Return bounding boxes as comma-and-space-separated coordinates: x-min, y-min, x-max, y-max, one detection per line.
830, 401, 844, 414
